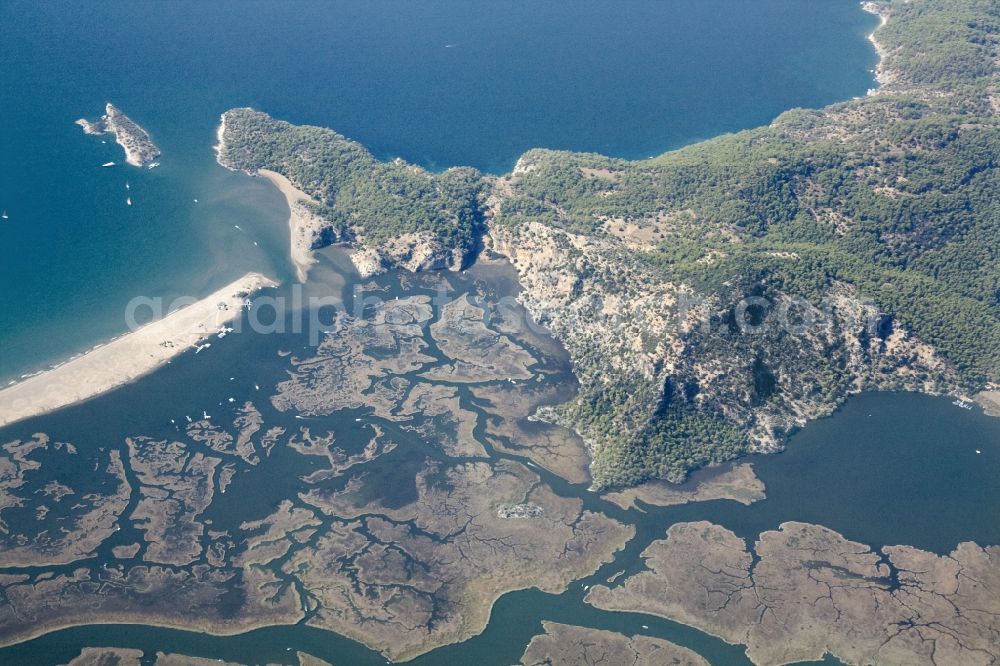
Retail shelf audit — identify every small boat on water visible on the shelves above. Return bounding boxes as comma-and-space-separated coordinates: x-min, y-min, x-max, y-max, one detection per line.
952, 398, 973, 410
1, 211, 7, 220
147, 162, 160, 169
102, 161, 115, 167
125, 181, 130, 190
126, 197, 132, 206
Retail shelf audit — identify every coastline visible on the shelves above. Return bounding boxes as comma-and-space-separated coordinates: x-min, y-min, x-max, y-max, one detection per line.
213, 113, 230, 170
215, 113, 322, 283
0, 615, 301, 657
257, 169, 323, 283
0, 272, 277, 429
861, 1, 892, 90
0, 1, 994, 663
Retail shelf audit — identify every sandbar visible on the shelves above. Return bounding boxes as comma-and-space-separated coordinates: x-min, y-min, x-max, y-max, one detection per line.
0, 273, 276, 428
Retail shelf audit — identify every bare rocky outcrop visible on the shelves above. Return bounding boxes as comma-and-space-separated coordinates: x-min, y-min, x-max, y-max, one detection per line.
488, 207, 957, 479
350, 232, 465, 278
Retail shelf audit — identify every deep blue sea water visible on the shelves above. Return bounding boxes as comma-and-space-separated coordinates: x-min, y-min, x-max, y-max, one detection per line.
0, 0, 878, 382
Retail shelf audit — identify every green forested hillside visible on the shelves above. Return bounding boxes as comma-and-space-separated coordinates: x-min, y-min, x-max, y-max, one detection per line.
492, 0, 1000, 486
222, 0, 1000, 488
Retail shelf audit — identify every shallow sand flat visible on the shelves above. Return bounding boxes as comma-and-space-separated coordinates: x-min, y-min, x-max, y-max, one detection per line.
975, 390, 1000, 417
0, 273, 276, 428
258, 169, 324, 282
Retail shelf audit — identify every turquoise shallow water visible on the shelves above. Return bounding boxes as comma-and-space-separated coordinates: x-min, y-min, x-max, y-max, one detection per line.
0, 0, 878, 381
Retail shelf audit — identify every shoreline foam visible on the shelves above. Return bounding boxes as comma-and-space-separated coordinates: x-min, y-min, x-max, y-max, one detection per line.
213, 113, 231, 170
0, 272, 277, 429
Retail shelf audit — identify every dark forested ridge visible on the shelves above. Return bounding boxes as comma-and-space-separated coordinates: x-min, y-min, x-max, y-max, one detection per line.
220, 0, 1000, 488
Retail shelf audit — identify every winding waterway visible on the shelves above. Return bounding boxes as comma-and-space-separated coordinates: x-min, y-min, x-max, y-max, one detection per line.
0, 250, 996, 665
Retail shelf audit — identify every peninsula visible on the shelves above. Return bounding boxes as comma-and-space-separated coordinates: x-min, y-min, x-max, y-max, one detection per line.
0, 273, 276, 428
520, 622, 708, 666
214, 107, 485, 279
216, 0, 1000, 489
77, 103, 161, 167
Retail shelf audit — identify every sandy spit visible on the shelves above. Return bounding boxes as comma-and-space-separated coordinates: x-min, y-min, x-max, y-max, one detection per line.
0, 272, 277, 428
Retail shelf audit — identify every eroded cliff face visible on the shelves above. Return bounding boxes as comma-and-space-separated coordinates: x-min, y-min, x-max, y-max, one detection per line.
290, 200, 349, 250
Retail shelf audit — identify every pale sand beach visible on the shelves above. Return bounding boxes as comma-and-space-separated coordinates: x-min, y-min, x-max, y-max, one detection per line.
258, 169, 324, 283
0, 273, 276, 429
